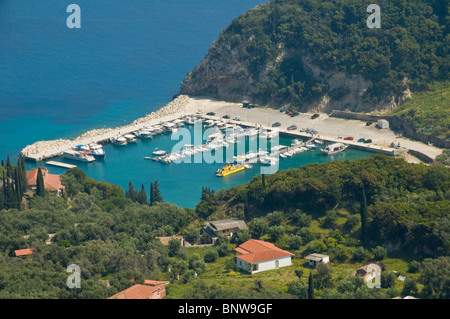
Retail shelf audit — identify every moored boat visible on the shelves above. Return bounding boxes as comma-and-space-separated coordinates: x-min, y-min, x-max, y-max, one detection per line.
110, 136, 127, 146
320, 143, 348, 155
63, 150, 96, 162
216, 164, 246, 177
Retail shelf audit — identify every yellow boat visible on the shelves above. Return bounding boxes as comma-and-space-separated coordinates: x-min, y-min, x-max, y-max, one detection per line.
216, 164, 245, 177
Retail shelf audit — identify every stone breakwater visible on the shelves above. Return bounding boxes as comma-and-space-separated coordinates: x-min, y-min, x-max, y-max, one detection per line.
21, 95, 191, 159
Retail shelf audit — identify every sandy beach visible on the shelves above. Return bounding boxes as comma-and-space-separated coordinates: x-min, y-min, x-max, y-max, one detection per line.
21, 95, 443, 163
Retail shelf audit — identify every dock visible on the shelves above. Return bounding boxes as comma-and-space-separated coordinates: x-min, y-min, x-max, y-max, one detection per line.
45, 161, 77, 169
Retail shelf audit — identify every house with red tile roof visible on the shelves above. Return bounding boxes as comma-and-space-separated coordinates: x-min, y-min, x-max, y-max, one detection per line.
26, 168, 65, 196
14, 248, 34, 257
234, 239, 294, 274
108, 280, 168, 299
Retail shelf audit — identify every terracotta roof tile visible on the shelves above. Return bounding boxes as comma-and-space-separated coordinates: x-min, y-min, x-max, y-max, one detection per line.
15, 248, 33, 256
234, 239, 293, 264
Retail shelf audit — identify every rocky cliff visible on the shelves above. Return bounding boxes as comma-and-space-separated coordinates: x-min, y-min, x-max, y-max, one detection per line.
180, 0, 447, 113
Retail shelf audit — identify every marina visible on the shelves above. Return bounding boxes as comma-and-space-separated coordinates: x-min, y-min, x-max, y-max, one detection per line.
20, 97, 443, 208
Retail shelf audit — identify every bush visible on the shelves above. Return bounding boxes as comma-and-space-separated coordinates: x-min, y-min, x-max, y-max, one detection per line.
408, 260, 421, 273
204, 248, 219, 263
352, 247, 369, 262
372, 246, 387, 261
380, 271, 396, 289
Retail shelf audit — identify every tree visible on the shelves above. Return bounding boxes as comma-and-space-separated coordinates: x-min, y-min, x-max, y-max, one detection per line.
183, 227, 200, 245
287, 280, 308, 299
136, 184, 148, 205
168, 238, 181, 257
402, 277, 418, 297
420, 256, 450, 299
150, 180, 163, 205
372, 246, 387, 261
380, 271, 396, 289
204, 248, 218, 263
125, 181, 138, 202
308, 271, 314, 299
36, 168, 46, 197
359, 185, 368, 242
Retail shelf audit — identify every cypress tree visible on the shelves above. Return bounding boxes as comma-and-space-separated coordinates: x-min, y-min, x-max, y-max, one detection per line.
36, 168, 45, 196
137, 184, 148, 205
150, 181, 155, 206
150, 180, 163, 205
125, 180, 137, 201
18, 157, 27, 194
360, 184, 368, 243
308, 271, 315, 299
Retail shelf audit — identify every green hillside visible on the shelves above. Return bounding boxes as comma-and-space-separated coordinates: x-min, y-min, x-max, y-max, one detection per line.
389, 81, 450, 140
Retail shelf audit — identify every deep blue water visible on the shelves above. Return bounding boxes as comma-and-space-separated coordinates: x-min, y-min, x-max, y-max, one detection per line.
0, 0, 266, 159
1, 1, 374, 208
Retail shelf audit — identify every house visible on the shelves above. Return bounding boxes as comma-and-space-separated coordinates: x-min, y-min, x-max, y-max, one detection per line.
201, 218, 248, 244
305, 253, 330, 268
234, 239, 294, 274
108, 280, 168, 299
26, 168, 65, 196
14, 248, 33, 257
377, 119, 389, 129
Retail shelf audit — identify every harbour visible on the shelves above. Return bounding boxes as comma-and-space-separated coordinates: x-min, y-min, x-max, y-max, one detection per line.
20, 96, 443, 208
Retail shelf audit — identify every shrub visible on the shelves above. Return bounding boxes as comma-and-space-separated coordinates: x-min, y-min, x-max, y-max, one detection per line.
204, 248, 219, 263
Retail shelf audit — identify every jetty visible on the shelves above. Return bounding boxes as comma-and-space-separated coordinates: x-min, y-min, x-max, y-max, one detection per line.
45, 161, 77, 169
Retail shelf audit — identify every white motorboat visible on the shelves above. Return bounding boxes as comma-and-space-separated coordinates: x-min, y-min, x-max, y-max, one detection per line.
320, 143, 348, 155
135, 129, 153, 138
152, 149, 167, 156
87, 144, 105, 159
110, 136, 127, 146
63, 150, 96, 162
124, 134, 137, 143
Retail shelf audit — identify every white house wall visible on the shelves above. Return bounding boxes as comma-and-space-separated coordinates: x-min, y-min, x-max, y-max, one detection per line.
235, 256, 292, 274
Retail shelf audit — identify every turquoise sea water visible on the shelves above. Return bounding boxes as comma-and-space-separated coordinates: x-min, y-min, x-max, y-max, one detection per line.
1, 1, 374, 208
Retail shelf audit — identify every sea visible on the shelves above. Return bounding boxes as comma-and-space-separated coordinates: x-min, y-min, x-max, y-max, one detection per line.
1, 0, 373, 208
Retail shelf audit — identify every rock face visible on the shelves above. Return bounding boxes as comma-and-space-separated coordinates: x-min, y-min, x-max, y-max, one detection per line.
181, 36, 258, 103
181, 36, 410, 112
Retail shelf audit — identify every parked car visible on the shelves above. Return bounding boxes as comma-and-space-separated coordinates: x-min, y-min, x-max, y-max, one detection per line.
358, 138, 366, 143
344, 136, 354, 140
311, 113, 319, 119
222, 115, 230, 119
280, 108, 287, 112
366, 121, 373, 126
233, 116, 241, 121
308, 129, 318, 134
300, 128, 308, 132
242, 102, 250, 108
364, 139, 372, 143
196, 109, 203, 114
206, 112, 215, 116
272, 122, 281, 127
287, 125, 297, 130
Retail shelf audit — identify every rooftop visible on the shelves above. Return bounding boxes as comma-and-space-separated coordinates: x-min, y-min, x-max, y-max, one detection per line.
305, 253, 329, 261
234, 239, 294, 264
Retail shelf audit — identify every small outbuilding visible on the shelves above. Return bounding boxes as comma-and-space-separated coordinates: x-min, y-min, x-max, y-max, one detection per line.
305, 253, 330, 268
